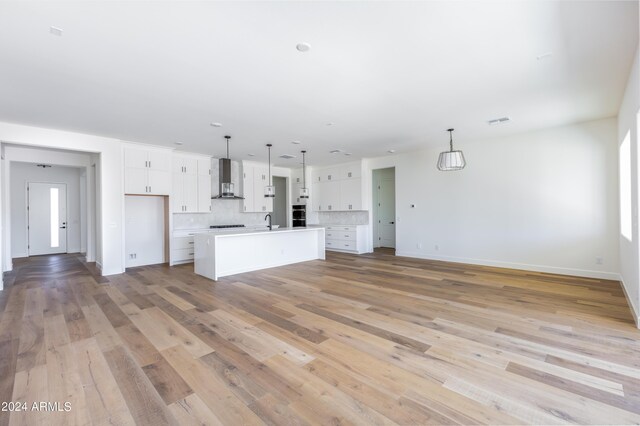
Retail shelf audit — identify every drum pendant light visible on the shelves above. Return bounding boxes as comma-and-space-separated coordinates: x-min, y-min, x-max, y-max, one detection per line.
437, 128, 466, 171
299, 150, 309, 199
264, 144, 275, 198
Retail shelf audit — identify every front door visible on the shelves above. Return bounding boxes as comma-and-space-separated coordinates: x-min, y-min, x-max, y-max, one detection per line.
28, 182, 67, 255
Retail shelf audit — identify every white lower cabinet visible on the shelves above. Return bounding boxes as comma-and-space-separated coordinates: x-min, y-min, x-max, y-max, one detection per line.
171, 231, 198, 264
323, 224, 368, 254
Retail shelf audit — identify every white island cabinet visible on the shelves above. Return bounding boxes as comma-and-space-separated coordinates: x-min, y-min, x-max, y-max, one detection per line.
194, 227, 325, 281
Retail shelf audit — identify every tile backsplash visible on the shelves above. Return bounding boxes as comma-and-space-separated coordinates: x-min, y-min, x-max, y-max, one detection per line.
173, 206, 369, 230
173, 200, 267, 230
316, 211, 369, 225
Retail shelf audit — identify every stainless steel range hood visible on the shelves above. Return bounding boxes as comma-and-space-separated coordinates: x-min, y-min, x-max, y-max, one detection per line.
212, 135, 244, 199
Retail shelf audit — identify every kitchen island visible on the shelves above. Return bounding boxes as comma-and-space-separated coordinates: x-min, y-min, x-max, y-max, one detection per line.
193, 227, 325, 281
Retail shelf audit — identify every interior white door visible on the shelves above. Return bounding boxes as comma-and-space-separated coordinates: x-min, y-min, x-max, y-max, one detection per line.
378, 175, 396, 248
28, 182, 67, 255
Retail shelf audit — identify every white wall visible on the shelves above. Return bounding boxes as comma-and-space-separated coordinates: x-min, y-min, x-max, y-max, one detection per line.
10, 163, 83, 257
364, 117, 620, 280
618, 45, 640, 327
0, 122, 123, 275
124, 195, 165, 267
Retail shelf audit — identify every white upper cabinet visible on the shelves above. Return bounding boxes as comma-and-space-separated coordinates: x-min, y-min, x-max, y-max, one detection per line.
197, 158, 212, 213
320, 166, 340, 182
311, 168, 322, 184
339, 178, 362, 210
314, 181, 326, 211
172, 153, 211, 213
242, 166, 254, 212
242, 162, 273, 213
341, 163, 361, 180
124, 145, 171, 195
173, 155, 198, 175
291, 167, 310, 205
311, 161, 364, 212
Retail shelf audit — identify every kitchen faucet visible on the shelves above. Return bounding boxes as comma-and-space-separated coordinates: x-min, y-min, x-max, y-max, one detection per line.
265, 214, 272, 231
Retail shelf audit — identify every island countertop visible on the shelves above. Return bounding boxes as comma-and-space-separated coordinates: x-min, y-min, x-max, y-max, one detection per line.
193, 226, 325, 238
193, 226, 325, 280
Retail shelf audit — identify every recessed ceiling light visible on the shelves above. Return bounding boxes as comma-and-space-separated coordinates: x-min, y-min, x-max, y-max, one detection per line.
330, 149, 341, 154
291, 140, 301, 145
296, 42, 311, 52
210, 122, 222, 127
247, 153, 255, 157
175, 141, 183, 145
280, 154, 296, 159
49, 26, 63, 36
325, 122, 334, 126
387, 149, 396, 154
487, 116, 511, 125
536, 52, 553, 60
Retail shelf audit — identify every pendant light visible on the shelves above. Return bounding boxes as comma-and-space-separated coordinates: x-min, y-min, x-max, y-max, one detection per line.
437, 128, 466, 171
300, 150, 309, 199
264, 143, 275, 198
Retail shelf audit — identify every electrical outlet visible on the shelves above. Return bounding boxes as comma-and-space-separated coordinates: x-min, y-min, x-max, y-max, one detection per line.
434, 244, 439, 251
595, 257, 603, 265
417, 243, 422, 249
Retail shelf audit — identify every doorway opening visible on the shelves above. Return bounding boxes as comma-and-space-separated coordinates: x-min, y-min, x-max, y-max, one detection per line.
372, 167, 396, 250
4, 146, 98, 275
272, 176, 288, 228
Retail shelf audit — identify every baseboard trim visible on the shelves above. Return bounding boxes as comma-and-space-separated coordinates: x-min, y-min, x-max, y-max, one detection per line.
394, 251, 620, 281
619, 274, 640, 329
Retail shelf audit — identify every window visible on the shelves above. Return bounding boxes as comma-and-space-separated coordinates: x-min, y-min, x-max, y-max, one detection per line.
50, 187, 59, 247
620, 130, 632, 241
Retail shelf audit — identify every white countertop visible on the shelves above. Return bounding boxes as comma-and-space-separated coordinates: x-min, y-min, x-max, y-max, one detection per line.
194, 226, 324, 238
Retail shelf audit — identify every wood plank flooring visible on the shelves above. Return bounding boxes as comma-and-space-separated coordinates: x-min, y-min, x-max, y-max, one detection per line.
0, 251, 639, 425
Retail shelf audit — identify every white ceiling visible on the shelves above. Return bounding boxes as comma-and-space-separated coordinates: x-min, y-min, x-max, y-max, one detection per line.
0, 1, 637, 167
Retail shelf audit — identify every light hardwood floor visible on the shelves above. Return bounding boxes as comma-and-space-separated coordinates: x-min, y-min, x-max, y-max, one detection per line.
0, 250, 639, 425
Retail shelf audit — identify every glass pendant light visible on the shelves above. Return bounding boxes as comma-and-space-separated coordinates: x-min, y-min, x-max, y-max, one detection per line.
264, 143, 275, 198
437, 128, 466, 171
299, 150, 309, 199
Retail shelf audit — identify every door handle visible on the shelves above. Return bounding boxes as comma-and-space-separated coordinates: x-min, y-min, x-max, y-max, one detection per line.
59, 226, 66, 229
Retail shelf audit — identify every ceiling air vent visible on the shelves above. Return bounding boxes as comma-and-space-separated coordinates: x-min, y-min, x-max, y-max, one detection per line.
487, 117, 511, 125
279, 154, 296, 159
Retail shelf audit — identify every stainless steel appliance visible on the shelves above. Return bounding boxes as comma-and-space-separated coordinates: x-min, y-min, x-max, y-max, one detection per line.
292, 205, 306, 228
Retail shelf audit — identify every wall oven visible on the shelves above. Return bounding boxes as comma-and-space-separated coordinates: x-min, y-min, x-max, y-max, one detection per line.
292, 205, 306, 228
